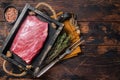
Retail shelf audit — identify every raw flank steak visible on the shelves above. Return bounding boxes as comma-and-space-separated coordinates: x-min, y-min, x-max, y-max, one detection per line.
10, 15, 48, 64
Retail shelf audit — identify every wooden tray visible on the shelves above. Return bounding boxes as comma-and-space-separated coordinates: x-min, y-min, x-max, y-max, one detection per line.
0, 3, 63, 76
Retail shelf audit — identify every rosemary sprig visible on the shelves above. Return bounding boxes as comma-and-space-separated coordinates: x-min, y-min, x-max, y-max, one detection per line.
45, 32, 70, 63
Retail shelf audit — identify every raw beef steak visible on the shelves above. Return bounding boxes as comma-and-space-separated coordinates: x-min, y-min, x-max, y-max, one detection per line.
10, 15, 48, 64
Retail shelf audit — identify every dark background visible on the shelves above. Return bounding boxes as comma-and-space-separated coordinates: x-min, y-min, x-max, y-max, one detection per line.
0, 0, 120, 80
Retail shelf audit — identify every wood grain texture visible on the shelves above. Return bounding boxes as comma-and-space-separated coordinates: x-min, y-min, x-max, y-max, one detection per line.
0, 0, 120, 21
0, 0, 120, 80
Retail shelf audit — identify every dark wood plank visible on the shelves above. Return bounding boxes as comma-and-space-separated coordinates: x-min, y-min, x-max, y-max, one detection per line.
0, 0, 120, 21
0, 0, 120, 80
0, 22, 11, 48
0, 20, 120, 80
79, 21, 120, 57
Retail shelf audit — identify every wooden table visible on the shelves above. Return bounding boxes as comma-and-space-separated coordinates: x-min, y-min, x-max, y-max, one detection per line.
0, 0, 120, 80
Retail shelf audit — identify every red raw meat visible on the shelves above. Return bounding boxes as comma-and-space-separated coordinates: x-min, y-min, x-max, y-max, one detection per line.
10, 15, 48, 64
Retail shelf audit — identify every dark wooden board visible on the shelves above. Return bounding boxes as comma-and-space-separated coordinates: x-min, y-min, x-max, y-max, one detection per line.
0, 0, 120, 80
0, 0, 120, 21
